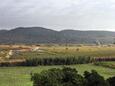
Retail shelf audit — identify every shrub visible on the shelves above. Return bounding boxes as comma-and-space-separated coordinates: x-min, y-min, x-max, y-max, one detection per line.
31, 67, 112, 86
31, 67, 86, 86
84, 70, 109, 86
107, 76, 115, 86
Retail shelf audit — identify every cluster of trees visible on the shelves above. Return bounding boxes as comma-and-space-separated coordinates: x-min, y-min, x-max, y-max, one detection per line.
0, 56, 93, 66
23, 56, 93, 66
1, 56, 115, 67
31, 67, 115, 86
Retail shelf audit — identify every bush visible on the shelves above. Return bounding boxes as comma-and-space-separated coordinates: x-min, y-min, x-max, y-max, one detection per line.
31, 67, 112, 86
84, 70, 109, 86
107, 76, 115, 86
31, 67, 86, 86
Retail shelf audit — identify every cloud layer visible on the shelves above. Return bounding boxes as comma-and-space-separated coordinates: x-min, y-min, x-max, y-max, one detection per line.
0, 0, 115, 31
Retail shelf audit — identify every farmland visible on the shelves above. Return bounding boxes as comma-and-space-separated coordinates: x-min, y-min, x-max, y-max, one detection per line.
0, 64, 115, 86
7, 44, 115, 60
94, 61, 115, 69
0, 44, 114, 86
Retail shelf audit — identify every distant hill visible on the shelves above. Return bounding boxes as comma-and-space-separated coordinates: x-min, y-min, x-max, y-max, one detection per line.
0, 27, 115, 44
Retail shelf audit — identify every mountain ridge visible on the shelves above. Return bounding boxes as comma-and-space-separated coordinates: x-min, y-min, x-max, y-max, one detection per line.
0, 27, 115, 44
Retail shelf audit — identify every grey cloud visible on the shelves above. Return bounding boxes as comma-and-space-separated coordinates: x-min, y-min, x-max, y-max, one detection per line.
0, 0, 115, 31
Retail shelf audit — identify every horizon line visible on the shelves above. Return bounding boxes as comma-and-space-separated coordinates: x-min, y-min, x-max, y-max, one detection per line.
0, 26, 115, 32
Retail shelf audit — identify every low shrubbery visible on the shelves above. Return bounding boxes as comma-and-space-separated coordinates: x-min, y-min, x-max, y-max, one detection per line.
31, 67, 114, 86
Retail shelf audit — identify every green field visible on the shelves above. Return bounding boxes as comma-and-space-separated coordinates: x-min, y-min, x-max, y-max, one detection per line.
0, 45, 115, 86
94, 61, 115, 69
0, 63, 115, 86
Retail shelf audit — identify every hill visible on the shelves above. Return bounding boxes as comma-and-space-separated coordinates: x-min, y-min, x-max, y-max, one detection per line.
0, 27, 115, 44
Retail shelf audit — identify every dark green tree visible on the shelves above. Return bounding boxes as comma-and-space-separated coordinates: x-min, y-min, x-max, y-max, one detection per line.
107, 76, 115, 86
62, 67, 86, 86
31, 67, 86, 86
84, 70, 109, 86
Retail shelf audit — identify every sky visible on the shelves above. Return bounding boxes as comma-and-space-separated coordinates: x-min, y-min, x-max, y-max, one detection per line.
0, 0, 115, 31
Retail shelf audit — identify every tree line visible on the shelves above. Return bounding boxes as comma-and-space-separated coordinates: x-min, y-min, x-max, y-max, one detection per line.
31, 67, 115, 86
0, 56, 93, 66
23, 56, 93, 66
0, 56, 115, 66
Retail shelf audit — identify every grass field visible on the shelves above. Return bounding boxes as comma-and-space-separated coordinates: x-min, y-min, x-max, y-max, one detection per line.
0, 64, 115, 86
0, 45, 115, 86
94, 61, 115, 69
11, 45, 115, 59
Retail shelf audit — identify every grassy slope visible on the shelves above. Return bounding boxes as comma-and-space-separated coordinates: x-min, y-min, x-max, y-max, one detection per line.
0, 64, 115, 86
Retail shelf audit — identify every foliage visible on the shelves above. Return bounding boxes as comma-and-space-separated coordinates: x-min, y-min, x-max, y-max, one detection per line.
107, 76, 115, 86
24, 56, 93, 66
0, 64, 115, 86
31, 67, 112, 86
31, 67, 86, 86
84, 70, 109, 86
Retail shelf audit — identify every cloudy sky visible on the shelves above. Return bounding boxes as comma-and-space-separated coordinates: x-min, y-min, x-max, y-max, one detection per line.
0, 0, 115, 31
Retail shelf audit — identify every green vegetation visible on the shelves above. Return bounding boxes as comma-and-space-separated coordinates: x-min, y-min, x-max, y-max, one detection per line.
0, 64, 115, 86
31, 67, 110, 86
94, 61, 115, 69
23, 56, 93, 66
107, 76, 115, 86
31, 67, 86, 86
2, 45, 115, 66
0, 45, 115, 86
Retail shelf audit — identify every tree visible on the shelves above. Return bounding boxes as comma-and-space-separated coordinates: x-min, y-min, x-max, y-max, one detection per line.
107, 76, 115, 86
31, 67, 113, 86
31, 67, 86, 86
84, 70, 109, 86
62, 67, 86, 86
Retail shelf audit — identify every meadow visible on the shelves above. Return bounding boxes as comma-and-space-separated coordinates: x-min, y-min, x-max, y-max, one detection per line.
0, 64, 115, 86
0, 45, 115, 86
94, 61, 115, 69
